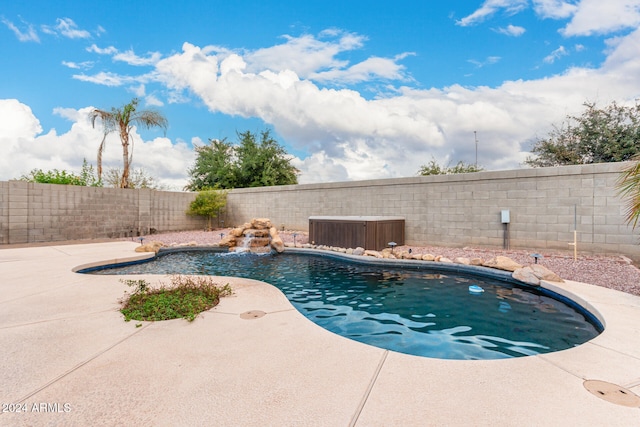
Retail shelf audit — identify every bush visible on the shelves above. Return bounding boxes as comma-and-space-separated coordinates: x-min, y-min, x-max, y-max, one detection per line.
120, 276, 232, 322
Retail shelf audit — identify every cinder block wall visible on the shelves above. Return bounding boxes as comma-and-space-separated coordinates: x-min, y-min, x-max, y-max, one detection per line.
224, 162, 640, 260
1, 163, 638, 260
0, 181, 200, 244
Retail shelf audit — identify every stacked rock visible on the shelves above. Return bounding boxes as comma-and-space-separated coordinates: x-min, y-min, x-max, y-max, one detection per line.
218, 218, 285, 253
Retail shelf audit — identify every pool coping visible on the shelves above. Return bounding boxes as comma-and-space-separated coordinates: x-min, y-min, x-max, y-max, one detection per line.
1, 241, 639, 425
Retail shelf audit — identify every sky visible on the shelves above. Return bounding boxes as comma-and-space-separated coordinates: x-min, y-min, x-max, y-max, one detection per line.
2, 0, 640, 190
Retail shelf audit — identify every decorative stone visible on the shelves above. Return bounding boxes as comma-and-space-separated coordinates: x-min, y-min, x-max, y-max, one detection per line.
251, 218, 272, 230
270, 235, 285, 253
353, 247, 365, 256
470, 258, 483, 266
512, 267, 541, 286
483, 256, 523, 272
243, 228, 269, 237
530, 264, 564, 282
219, 235, 237, 247
346, 248, 354, 254
134, 241, 164, 253
230, 227, 244, 237
422, 254, 435, 261
513, 264, 563, 286
454, 257, 470, 265
411, 254, 423, 260
364, 250, 383, 258
439, 257, 453, 263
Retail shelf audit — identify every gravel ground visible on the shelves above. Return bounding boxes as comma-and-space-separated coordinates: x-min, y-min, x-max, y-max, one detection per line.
141, 229, 640, 296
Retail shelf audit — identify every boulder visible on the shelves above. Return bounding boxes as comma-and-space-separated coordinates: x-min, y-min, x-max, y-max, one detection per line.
243, 228, 269, 237
422, 254, 435, 261
353, 247, 365, 256
270, 235, 285, 253
219, 235, 237, 247
439, 257, 453, 263
470, 258, 484, 266
230, 227, 244, 237
483, 256, 523, 272
364, 250, 383, 258
530, 264, 564, 282
269, 227, 279, 239
135, 241, 164, 253
512, 267, 542, 286
454, 257, 470, 265
251, 218, 272, 230
512, 264, 564, 286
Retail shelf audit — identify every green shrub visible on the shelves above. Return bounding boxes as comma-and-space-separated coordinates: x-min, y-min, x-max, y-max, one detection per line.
120, 276, 232, 322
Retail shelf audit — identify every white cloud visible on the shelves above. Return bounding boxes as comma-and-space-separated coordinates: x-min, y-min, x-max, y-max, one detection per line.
544, 45, 569, 63
0, 99, 42, 138
244, 31, 365, 78
468, 56, 501, 68
0, 100, 193, 189
494, 24, 526, 36
113, 49, 162, 66
148, 28, 640, 183
72, 71, 152, 87
532, 0, 579, 19
457, 0, 528, 26
54, 17, 91, 39
145, 95, 164, 107
62, 60, 93, 70
86, 44, 118, 55
561, 0, 640, 36
462, 0, 640, 38
1, 17, 40, 42
310, 54, 412, 84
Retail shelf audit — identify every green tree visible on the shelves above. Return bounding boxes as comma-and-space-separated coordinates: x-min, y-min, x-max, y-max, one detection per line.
186, 189, 228, 230
525, 101, 640, 167
185, 129, 299, 190
186, 138, 236, 190
418, 158, 484, 176
89, 98, 168, 188
20, 159, 102, 186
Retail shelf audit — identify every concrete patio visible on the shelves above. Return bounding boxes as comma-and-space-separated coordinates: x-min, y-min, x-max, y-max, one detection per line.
1, 241, 639, 426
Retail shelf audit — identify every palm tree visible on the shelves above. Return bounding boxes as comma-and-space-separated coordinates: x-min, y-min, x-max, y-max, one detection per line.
89, 98, 168, 188
617, 155, 640, 229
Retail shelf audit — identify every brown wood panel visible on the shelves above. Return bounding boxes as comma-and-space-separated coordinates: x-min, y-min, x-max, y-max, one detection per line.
309, 218, 404, 250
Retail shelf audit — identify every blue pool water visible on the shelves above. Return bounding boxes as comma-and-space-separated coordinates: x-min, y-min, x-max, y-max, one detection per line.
86, 250, 602, 360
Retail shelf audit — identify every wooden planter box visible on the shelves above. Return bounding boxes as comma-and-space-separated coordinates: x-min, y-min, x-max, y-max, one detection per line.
308, 216, 405, 251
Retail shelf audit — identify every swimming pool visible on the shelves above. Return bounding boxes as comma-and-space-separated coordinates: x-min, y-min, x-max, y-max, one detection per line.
85, 249, 602, 360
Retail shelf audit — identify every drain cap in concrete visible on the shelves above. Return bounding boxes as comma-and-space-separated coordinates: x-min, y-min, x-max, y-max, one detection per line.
583, 380, 640, 407
240, 310, 266, 320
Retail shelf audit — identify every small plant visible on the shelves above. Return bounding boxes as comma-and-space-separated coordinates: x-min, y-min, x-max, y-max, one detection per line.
119, 275, 232, 322
186, 188, 228, 231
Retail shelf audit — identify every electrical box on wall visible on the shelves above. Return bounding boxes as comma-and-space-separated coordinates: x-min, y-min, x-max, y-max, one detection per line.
501, 210, 510, 224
